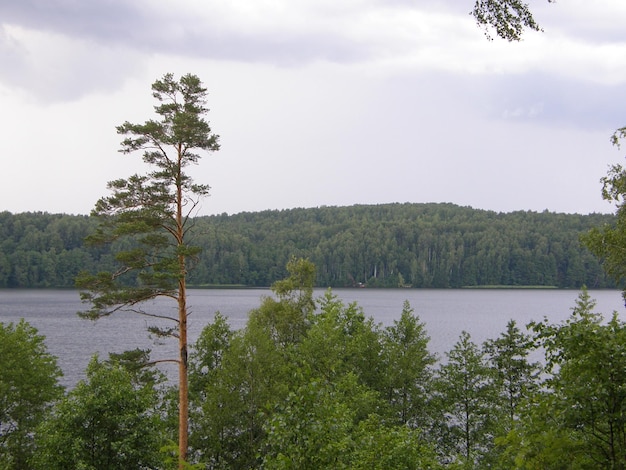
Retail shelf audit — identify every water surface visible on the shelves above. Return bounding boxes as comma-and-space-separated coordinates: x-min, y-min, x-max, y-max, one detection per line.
1, 288, 623, 388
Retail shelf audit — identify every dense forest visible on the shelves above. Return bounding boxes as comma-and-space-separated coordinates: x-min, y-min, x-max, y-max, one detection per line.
0, 203, 616, 289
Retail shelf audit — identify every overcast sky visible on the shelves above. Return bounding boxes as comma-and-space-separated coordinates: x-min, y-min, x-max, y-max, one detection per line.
1, 0, 625, 216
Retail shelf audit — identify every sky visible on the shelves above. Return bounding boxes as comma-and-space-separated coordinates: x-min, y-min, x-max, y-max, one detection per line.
1, 0, 625, 216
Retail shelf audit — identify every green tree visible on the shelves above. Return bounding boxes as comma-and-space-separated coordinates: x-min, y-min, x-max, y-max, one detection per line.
434, 331, 498, 467
497, 393, 592, 469
33, 355, 165, 470
76, 73, 220, 467
483, 320, 540, 433
524, 289, 626, 468
0, 320, 62, 469
247, 257, 316, 350
380, 300, 436, 427
187, 259, 317, 468
188, 312, 237, 467
298, 290, 385, 395
584, 156, 626, 297
261, 292, 440, 469
262, 377, 357, 469
351, 415, 442, 470
471, 0, 554, 42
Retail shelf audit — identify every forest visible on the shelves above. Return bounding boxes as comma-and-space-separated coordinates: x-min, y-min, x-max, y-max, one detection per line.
0, 203, 616, 289
3, 258, 626, 468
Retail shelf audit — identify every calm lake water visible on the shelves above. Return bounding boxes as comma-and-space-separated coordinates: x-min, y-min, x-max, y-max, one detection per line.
1, 288, 624, 388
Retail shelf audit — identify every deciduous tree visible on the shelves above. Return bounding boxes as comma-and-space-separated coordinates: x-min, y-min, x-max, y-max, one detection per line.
526, 289, 626, 468
471, 0, 555, 42
380, 300, 436, 427
584, 129, 626, 297
33, 355, 165, 470
483, 320, 540, 432
0, 320, 62, 469
434, 331, 498, 467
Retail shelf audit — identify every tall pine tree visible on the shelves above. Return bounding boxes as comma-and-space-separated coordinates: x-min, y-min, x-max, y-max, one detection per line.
76, 73, 220, 468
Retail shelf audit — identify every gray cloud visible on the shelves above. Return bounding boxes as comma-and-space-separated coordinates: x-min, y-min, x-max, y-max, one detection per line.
0, 0, 375, 64
0, 0, 147, 44
0, 0, 382, 101
0, 0, 624, 131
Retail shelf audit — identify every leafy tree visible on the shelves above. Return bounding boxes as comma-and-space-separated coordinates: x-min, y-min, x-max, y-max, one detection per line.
584, 157, 626, 298
262, 377, 441, 469
106, 347, 165, 388
434, 331, 498, 467
497, 393, 593, 469
483, 320, 540, 433
0, 320, 62, 469
298, 290, 385, 395
380, 300, 437, 427
246, 257, 316, 350
471, 0, 554, 42
524, 289, 626, 468
76, 73, 220, 467
187, 312, 238, 467
262, 377, 357, 469
33, 355, 165, 470
261, 293, 439, 469
186, 259, 317, 468
351, 415, 442, 470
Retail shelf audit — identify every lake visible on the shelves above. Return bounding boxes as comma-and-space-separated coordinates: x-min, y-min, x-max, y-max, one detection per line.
1, 288, 624, 388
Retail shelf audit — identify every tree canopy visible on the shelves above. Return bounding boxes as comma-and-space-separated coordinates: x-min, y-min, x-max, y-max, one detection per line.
0, 204, 614, 290
0, 320, 62, 469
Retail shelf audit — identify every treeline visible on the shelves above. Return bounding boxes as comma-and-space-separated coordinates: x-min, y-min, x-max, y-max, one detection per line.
3, 261, 626, 468
0, 203, 616, 288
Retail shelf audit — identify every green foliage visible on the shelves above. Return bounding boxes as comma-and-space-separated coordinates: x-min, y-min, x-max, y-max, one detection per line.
76, 72, 219, 319
351, 415, 442, 470
0, 320, 63, 469
582, 125, 626, 302
186, 260, 440, 467
181, 259, 626, 468
262, 378, 356, 469
523, 289, 626, 468
0, 211, 102, 288
106, 347, 166, 388
74, 72, 220, 466
8, 261, 626, 469
483, 320, 540, 430
584, 166, 626, 301
33, 355, 166, 470
187, 313, 240, 468
0, 204, 613, 289
185, 260, 319, 468
496, 394, 593, 469
300, 290, 385, 394
247, 257, 316, 349
433, 331, 498, 467
611, 126, 626, 148
471, 0, 552, 41
381, 300, 437, 427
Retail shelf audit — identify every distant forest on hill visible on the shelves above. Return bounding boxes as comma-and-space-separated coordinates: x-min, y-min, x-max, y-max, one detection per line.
0, 203, 617, 289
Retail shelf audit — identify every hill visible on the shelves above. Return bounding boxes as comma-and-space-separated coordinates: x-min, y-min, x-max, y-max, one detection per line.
0, 203, 615, 289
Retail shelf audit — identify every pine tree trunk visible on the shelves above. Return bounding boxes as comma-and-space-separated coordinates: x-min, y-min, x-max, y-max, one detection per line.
176, 144, 189, 469
178, 279, 189, 468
